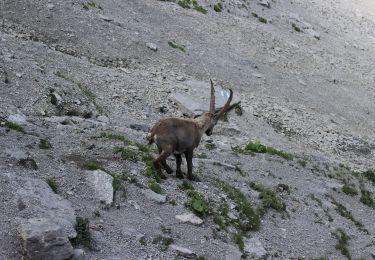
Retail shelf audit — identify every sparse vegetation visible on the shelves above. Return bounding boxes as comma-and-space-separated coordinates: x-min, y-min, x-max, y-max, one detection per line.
149, 180, 164, 194
213, 3, 223, 12
205, 143, 216, 151
70, 217, 92, 248
248, 181, 286, 214
186, 190, 210, 216
178, 180, 194, 190
251, 12, 258, 18
152, 235, 174, 251
334, 229, 351, 259
362, 169, 375, 186
98, 132, 131, 144
216, 179, 260, 232
39, 138, 52, 149
168, 40, 186, 52
297, 159, 307, 167
160, 225, 172, 234
80, 162, 105, 171
258, 17, 268, 24
235, 141, 293, 160
47, 178, 58, 193
292, 23, 301, 32
82, 1, 102, 10
1, 121, 25, 133
342, 184, 357, 196
19, 158, 38, 170
360, 188, 374, 208
192, 0, 207, 14
113, 146, 139, 162
234, 104, 243, 116
330, 198, 368, 233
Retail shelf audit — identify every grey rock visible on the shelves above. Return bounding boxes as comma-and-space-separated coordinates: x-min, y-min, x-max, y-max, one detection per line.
142, 189, 166, 203
72, 249, 85, 260
50, 92, 63, 105
98, 14, 113, 22
19, 218, 74, 260
169, 244, 196, 258
306, 28, 320, 39
86, 170, 114, 206
244, 237, 267, 258
176, 75, 185, 81
5, 148, 28, 160
225, 245, 242, 260
258, 0, 271, 8
17, 177, 77, 238
175, 213, 203, 225
97, 115, 110, 123
129, 123, 149, 132
146, 42, 158, 51
8, 114, 27, 125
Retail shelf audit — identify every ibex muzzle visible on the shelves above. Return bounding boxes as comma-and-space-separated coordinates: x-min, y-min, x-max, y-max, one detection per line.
147, 80, 233, 180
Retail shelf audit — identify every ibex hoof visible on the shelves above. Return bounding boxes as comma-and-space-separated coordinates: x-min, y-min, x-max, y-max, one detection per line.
176, 172, 184, 179
187, 174, 195, 181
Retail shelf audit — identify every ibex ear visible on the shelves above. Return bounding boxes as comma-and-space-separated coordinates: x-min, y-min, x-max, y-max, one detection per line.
210, 79, 215, 113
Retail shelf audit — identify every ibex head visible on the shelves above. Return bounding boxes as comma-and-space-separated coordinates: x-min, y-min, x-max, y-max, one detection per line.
203, 79, 233, 136
147, 79, 233, 180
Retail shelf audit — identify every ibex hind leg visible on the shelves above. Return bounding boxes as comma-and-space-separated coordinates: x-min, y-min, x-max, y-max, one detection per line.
153, 149, 172, 179
158, 147, 173, 174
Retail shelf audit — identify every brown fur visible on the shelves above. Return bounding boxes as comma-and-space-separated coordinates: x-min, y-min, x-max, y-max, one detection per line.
148, 82, 233, 180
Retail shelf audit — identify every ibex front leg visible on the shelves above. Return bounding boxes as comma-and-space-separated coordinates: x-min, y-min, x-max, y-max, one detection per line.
158, 148, 173, 174
184, 151, 194, 180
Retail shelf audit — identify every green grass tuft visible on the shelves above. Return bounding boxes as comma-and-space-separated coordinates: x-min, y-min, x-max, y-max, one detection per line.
213, 3, 222, 12
360, 188, 374, 208
178, 180, 195, 190
1, 121, 25, 133
149, 180, 164, 194
98, 132, 132, 145
70, 217, 92, 248
39, 139, 52, 149
258, 17, 268, 23
334, 229, 351, 259
244, 141, 293, 160
168, 40, 186, 52
186, 190, 210, 216
19, 158, 38, 170
47, 178, 58, 193
342, 184, 357, 196
80, 162, 105, 171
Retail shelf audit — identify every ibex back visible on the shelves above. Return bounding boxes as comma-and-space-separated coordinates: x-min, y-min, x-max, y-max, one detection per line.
147, 80, 233, 180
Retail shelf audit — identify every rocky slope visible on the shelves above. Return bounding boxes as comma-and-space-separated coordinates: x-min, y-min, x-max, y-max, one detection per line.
0, 0, 374, 259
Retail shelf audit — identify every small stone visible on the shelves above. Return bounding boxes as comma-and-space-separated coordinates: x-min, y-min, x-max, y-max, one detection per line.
175, 213, 203, 225
16, 72, 22, 78
142, 189, 166, 203
97, 115, 109, 124
252, 73, 263, 78
72, 249, 85, 260
298, 79, 307, 86
146, 42, 158, 51
170, 244, 196, 257
98, 14, 112, 22
176, 75, 185, 81
258, 0, 270, 8
244, 237, 267, 258
129, 123, 149, 132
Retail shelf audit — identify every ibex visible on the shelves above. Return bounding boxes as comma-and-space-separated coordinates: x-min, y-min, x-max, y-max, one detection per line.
147, 80, 233, 180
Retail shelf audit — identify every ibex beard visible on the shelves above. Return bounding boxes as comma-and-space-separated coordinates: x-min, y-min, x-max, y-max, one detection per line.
147, 80, 233, 180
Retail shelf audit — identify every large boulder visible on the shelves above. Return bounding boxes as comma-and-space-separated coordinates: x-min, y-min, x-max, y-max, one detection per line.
19, 218, 74, 260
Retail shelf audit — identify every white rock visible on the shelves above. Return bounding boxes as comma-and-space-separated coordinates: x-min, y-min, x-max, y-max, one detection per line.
225, 245, 242, 260
146, 42, 158, 51
97, 115, 110, 123
142, 189, 166, 204
86, 170, 114, 206
258, 0, 270, 8
175, 213, 203, 225
98, 14, 112, 22
170, 244, 196, 257
244, 237, 267, 258
8, 114, 27, 125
